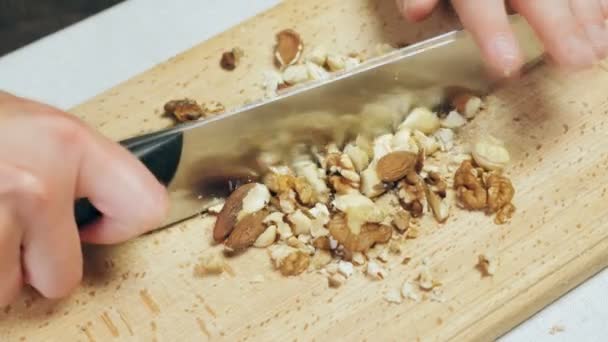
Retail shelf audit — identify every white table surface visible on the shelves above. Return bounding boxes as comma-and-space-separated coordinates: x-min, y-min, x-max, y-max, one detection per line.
0, 0, 606, 340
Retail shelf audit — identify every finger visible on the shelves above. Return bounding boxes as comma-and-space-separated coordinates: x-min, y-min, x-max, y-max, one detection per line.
77, 132, 169, 244
570, 0, 608, 59
0, 202, 23, 306
397, 0, 440, 22
452, 0, 524, 77
16, 173, 83, 299
511, 0, 597, 68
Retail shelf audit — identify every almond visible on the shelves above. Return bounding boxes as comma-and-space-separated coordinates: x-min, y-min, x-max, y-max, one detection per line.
275, 29, 303, 68
224, 209, 270, 251
213, 183, 257, 242
376, 151, 418, 182
452, 93, 482, 119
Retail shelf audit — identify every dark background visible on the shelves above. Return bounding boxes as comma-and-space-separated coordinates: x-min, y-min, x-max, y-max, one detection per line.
0, 0, 125, 56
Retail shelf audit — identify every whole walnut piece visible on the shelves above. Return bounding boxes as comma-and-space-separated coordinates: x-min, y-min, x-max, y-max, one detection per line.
485, 173, 515, 213
454, 160, 487, 210
279, 251, 310, 276
328, 213, 392, 252
164, 99, 204, 122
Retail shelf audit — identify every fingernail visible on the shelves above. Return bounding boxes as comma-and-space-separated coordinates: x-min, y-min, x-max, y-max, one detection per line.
489, 34, 521, 77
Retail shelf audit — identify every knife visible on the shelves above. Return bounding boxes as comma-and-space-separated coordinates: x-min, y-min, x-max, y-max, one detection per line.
75, 15, 544, 230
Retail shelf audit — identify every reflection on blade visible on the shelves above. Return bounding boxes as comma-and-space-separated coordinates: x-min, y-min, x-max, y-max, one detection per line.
153, 15, 544, 227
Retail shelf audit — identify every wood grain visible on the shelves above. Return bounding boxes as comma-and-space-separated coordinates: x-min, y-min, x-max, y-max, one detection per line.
1, 0, 607, 341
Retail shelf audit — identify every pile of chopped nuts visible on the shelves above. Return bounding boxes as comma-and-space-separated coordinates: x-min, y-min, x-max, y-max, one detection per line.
263, 29, 395, 97
206, 91, 516, 291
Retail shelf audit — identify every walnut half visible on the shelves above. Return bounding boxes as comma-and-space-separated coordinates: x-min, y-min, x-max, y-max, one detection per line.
454, 160, 487, 210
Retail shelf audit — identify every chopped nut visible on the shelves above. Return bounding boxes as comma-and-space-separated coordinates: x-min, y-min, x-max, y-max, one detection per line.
337, 261, 354, 278
412, 130, 441, 156
264, 212, 293, 240
397, 171, 426, 218
207, 202, 225, 215
287, 209, 313, 236
452, 94, 483, 119
328, 273, 347, 288
325, 262, 339, 274
383, 289, 403, 304
417, 267, 441, 291
392, 210, 411, 232
253, 225, 277, 248
376, 248, 390, 263
406, 226, 420, 239
376, 151, 418, 182
343, 143, 370, 172
366, 261, 387, 280
282, 64, 310, 85
328, 215, 392, 253
399, 107, 440, 134
392, 129, 419, 154
275, 29, 303, 67
310, 250, 333, 270
352, 252, 366, 265
220, 47, 244, 71
312, 236, 331, 250
486, 173, 515, 213
472, 135, 510, 171
225, 209, 270, 251
495, 203, 516, 225
424, 172, 450, 223
309, 203, 331, 237
434, 128, 455, 152
202, 101, 225, 115
388, 239, 404, 254
307, 46, 327, 66
326, 53, 346, 71
344, 57, 360, 71
286, 236, 314, 255
401, 281, 421, 302
194, 251, 226, 276
280, 251, 310, 276
262, 70, 284, 97
164, 99, 204, 122
476, 253, 496, 276
214, 183, 258, 242
332, 192, 384, 232
440, 110, 467, 129
293, 157, 330, 203
306, 62, 330, 81
454, 160, 487, 210
238, 183, 271, 221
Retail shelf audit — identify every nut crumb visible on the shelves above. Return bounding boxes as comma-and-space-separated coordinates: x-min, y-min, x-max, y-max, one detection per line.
549, 325, 565, 335
366, 261, 387, 280
220, 47, 244, 71
328, 273, 347, 288
383, 289, 402, 304
194, 251, 226, 276
401, 281, 421, 302
164, 99, 204, 122
476, 254, 496, 276
250, 275, 265, 284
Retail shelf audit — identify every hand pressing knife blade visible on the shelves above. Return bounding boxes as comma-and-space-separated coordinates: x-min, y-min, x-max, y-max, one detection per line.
75, 15, 543, 231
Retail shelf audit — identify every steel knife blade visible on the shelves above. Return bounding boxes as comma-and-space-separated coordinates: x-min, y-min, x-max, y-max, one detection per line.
75, 15, 543, 230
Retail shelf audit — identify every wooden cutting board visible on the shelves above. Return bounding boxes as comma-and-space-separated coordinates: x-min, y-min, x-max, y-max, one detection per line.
2, 1, 608, 341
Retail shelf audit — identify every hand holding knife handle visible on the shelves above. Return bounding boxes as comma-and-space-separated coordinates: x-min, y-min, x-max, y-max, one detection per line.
74, 131, 183, 228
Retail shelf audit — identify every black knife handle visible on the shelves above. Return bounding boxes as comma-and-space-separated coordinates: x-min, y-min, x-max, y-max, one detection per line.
75, 131, 184, 228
